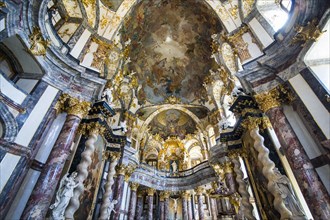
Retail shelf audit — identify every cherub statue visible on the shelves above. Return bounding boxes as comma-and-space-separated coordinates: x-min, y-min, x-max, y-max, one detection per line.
50, 172, 79, 220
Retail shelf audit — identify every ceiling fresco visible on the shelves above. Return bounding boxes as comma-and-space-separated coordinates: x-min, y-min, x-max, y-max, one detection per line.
148, 109, 197, 140
121, 0, 222, 104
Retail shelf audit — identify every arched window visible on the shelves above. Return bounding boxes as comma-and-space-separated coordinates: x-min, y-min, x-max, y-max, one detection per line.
257, 0, 293, 31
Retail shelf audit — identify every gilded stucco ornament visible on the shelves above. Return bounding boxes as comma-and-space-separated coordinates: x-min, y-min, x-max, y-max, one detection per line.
254, 90, 280, 113
0, 2, 5, 7
116, 164, 127, 176
195, 186, 204, 195
229, 192, 241, 214
241, 116, 262, 130
29, 27, 50, 56
291, 18, 325, 47
164, 95, 182, 104
124, 165, 137, 182
159, 191, 170, 200
147, 188, 156, 196
78, 122, 106, 136
129, 182, 139, 191
66, 98, 91, 119
181, 191, 190, 200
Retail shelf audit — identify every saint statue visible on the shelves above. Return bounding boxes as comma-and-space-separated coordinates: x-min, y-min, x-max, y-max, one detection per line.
273, 168, 306, 217
171, 161, 178, 173
50, 172, 79, 220
101, 88, 114, 104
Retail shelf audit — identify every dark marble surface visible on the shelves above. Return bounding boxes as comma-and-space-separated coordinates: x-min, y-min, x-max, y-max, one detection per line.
147, 195, 153, 220
135, 195, 144, 219
159, 200, 164, 220
164, 198, 169, 220
21, 114, 81, 220
111, 174, 125, 220
182, 197, 188, 220
197, 194, 204, 220
268, 107, 330, 219
128, 189, 137, 220
0, 102, 18, 141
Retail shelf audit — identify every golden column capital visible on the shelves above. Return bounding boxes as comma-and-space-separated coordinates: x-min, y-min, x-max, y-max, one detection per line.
79, 122, 106, 136
195, 186, 204, 195
110, 152, 121, 161
159, 191, 170, 201
137, 190, 145, 197
129, 182, 139, 191
116, 164, 127, 176
147, 188, 156, 196
66, 97, 91, 119
224, 161, 233, 174
181, 191, 190, 200
241, 116, 262, 130
254, 90, 280, 113
124, 165, 137, 182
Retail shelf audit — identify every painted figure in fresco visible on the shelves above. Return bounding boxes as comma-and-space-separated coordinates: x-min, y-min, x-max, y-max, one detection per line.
171, 161, 178, 173
50, 172, 79, 220
107, 199, 118, 220
102, 87, 114, 104
273, 168, 306, 217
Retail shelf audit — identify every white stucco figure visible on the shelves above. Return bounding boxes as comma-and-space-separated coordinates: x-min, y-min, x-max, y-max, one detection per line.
50, 172, 79, 220
120, 120, 127, 134
171, 161, 178, 173
102, 88, 114, 104
273, 168, 306, 217
106, 199, 118, 219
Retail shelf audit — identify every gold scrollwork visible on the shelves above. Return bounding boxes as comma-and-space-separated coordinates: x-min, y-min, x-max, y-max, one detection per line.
241, 116, 262, 130
254, 90, 280, 113
195, 186, 204, 195
116, 164, 127, 176
66, 97, 91, 119
0, 2, 6, 7
291, 18, 325, 47
124, 165, 137, 182
79, 121, 106, 136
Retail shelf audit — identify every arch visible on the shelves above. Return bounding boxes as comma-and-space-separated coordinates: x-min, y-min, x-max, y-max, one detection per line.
136, 105, 204, 148
0, 102, 18, 141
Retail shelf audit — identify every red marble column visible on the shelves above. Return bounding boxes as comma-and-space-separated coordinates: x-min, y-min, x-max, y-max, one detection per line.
21, 96, 89, 220
266, 107, 330, 219
111, 167, 125, 220
147, 188, 155, 220
128, 182, 139, 220
135, 192, 144, 219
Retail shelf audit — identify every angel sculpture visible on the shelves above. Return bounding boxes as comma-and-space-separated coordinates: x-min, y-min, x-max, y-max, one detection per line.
50, 172, 79, 220
107, 199, 118, 220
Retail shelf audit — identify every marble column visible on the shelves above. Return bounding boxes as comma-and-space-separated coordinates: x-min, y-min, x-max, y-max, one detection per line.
187, 193, 193, 220
256, 91, 330, 219
21, 97, 90, 220
135, 191, 144, 219
147, 188, 155, 220
163, 191, 170, 220
128, 182, 139, 220
210, 198, 218, 220
111, 164, 127, 220
159, 191, 167, 220
196, 187, 204, 220
65, 122, 105, 218
99, 152, 121, 220
182, 191, 189, 220
230, 155, 255, 219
